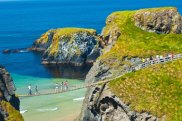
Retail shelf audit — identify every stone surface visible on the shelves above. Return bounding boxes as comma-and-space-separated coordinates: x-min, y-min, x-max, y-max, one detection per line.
32, 28, 102, 66
134, 7, 182, 34
79, 84, 158, 121
77, 7, 182, 121
0, 65, 23, 121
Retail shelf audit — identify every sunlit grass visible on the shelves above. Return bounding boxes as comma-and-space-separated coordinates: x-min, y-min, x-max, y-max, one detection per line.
109, 59, 182, 121
100, 8, 182, 68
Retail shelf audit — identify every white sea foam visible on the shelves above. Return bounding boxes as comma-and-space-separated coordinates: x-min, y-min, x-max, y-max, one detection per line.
19, 50, 28, 53
20, 110, 27, 114
36, 107, 58, 112
73, 97, 85, 101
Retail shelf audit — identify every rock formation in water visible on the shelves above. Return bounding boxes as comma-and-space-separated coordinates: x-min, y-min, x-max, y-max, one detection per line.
78, 7, 182, 121
0, 65, 23, 121
32, 28, 102, 66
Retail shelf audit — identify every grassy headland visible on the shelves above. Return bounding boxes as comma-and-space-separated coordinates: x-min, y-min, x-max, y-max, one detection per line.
100, 7, 182, 68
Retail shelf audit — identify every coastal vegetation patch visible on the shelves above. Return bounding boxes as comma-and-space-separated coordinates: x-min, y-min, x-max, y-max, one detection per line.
109, 59, 182, 121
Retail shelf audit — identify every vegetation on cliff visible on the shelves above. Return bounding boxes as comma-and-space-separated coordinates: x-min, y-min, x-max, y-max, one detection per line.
83, 7, 182, 121
0, 66, 23, 121
35, 28, 97, 56
33, 27, 100, 66
0, 101, 23, 121
101, 7, 182, 68
109, 59, 182, 121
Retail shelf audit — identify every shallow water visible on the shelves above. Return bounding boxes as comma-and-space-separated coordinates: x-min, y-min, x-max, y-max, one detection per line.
13, 74, 86, 121
20, 90, 86, 121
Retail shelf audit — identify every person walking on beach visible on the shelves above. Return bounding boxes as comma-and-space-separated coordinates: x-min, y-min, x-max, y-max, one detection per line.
55, 83, 59, 93
35, 85, 40, 95
61, 81, 64, 91
65, 81, 69, 91
28, 84, 32, 95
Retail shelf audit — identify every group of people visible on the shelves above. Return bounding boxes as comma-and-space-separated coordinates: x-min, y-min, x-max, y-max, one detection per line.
27, 81, 69, 95
27, 84, 40, 96
141, 53, 174, 63
55, 81, 69, 93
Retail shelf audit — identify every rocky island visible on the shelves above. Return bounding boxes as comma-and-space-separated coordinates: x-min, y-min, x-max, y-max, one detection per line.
31, 28, 102, 66
78, 7, 182, 121
0, 66, 23, 121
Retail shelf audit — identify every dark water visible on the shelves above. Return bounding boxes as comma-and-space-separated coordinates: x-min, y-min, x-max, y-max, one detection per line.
0, 0, 181, 78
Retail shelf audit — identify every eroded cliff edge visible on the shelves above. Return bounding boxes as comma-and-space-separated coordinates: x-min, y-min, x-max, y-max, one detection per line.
78, 7, 182, 121
0, 66, 23, 121
31, 28, 102, 66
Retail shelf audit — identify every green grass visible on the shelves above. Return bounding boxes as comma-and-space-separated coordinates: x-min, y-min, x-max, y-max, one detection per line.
136, 7, 176, 12
100, 8, 182, 68
36, 27, 96, 56
109, 59, 182, 121
53, 28, 96, 37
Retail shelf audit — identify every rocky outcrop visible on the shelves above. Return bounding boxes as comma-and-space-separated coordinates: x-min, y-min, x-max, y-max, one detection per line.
32, 28, 102, 66
78, 7, 182, 121
0, 65, 23, 121
78, 57, 143, 121
82, 85, 158, 121
134, 7, 182, 34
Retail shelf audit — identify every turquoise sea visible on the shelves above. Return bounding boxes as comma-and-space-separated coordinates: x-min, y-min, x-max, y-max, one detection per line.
0, 0, 182, 120
13, 74, 86, 121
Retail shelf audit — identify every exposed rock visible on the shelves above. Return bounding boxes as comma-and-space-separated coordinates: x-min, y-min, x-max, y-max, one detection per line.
2, 48, 29, 54
79, 84, 158, 121
78, 7, 182, 121
134, 7, 182, 34
78, 16, 142, 120
78, 56, 143, 121
0, 65, 23, 121
2, 49, 11, 54
32, 28, 102, 66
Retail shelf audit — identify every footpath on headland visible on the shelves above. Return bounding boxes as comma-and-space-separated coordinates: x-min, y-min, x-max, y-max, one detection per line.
18, 53, 182, 97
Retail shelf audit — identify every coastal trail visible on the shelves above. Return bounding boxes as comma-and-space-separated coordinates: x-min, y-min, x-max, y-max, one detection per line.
18, 54, 182, 97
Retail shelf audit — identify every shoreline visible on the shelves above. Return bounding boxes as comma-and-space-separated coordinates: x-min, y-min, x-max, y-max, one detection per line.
13, 74, 86, 121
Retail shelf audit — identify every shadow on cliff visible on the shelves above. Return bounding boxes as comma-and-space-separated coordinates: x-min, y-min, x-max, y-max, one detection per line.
43, 64, 92, 80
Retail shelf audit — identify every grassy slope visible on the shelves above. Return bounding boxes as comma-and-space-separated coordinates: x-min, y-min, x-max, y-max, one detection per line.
109, 59, 182, 121
99, 7, 182, 121
36, 28, 96, 55
100, 8, 182, 68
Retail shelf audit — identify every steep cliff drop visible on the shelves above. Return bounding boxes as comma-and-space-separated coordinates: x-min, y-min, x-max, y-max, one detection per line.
78, 7, 182, 121
31, 28, 102, 66
0, 66, 23, 121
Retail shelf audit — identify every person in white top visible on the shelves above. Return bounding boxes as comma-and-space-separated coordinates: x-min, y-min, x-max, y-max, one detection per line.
55, 83, 59, 93
28, 84, 32, 95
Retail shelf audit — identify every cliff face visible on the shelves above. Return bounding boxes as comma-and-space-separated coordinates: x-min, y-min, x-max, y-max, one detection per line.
0, 66, 23, 121
134, 7, 182, 34
78, 7, 182, 121
32, 28, 101, 66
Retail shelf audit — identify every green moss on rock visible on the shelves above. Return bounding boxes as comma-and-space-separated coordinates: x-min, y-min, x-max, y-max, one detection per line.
0, 101, 24, 121
35, 27, 97, 56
